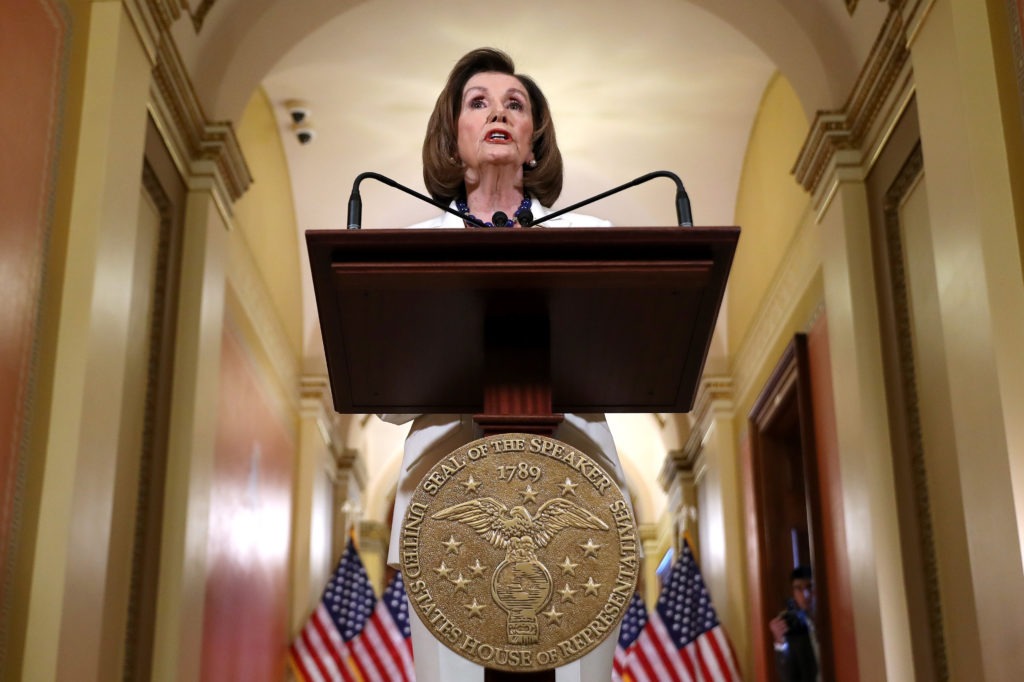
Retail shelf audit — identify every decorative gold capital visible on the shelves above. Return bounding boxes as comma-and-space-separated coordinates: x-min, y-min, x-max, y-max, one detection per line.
792, 8, 910, 198
130, 1, 252, 217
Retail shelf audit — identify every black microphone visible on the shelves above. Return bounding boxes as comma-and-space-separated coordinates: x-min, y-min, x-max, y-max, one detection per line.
493, 208, 536, 227
530, 171, 694, 227
346, 172, 488, 229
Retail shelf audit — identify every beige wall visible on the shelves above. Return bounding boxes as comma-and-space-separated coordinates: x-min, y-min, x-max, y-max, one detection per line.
691, 69, 824, 680
233, 88, 303, 356
292, 384, 338, 628
232, 82, 347, 637
728, 72, 811, 357
7, 1, 1024, 681
695, 414, 748, 677
820, 179, 916, 681
151, 191, 230, 682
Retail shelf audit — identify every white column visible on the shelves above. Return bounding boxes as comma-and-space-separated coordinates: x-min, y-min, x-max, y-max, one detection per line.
905, 0, 1024, 677
150, 189, 230, 682
20, 5, 151, 680
819, 179, 915, 682
291, 376, 339, 629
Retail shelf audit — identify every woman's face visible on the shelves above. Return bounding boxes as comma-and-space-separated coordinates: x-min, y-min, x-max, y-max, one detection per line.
456, 71, 534, 173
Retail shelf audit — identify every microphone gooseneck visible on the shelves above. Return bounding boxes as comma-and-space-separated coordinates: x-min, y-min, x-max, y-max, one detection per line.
346, 172, 488, 229
530, 170, 694, 227
347, 187, 362, 229
346, 170, 692, 228
676, 190, 693, 228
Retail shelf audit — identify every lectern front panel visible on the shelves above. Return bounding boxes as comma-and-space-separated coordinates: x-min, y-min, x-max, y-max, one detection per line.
307, 227, 738, 414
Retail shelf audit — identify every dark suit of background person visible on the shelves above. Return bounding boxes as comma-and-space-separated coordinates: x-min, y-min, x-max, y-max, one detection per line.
769, 566, 819, 682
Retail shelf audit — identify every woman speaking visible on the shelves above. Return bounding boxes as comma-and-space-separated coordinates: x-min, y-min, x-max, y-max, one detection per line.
381, 48, 631, 682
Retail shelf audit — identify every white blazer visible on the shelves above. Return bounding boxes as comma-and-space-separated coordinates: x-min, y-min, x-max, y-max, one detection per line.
404, 197, 614, 230
381, 199, 629, 567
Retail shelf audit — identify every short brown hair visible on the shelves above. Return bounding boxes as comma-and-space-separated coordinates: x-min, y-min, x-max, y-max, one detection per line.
422, 48, 563, 206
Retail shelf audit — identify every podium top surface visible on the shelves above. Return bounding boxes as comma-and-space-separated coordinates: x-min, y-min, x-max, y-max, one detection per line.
307, 226, 739, 414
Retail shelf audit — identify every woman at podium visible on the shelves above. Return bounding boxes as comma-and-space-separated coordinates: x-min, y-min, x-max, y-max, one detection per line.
380, 47, 633, 682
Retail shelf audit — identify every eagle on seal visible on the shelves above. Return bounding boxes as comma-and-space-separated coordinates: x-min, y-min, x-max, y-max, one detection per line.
431, 497, 609, 553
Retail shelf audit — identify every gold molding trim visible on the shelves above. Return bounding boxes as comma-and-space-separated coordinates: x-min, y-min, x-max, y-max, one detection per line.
1008, 0, 1024, 134
150, 40, 252, 207
334, 447, 367, 490
129, 1, 252, 214
124, 0, 162, 61
197, 121, 252, 205
902, 0, 936, 48
638, 523, 660, 545
186, 0, 217, 32
358, 519, 389, 545
300, 374, 348, 462
691, 448, 708, 486
657, 376, 733, 490
299, 375, 331, 418
123, 160, 176, 676
149, 0, 183, 30
882, 143, 948, 680
683, 376, 734, 461
863, 72, 917, 179
793, 7, 911, 195
658, 448, 688, 493
123, 1, 189, 65
731, 205, 820, 407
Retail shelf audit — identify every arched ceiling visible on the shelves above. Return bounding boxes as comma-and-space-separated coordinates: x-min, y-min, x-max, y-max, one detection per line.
177, 0, 889, 362
253, 0, 778, 359
171, 0, 891, 512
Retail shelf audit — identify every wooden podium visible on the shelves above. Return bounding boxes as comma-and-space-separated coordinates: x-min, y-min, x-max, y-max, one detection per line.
307, 226, 738, 680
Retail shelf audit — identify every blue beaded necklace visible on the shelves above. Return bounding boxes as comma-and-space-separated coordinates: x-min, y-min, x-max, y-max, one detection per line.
456, 195, 533, 227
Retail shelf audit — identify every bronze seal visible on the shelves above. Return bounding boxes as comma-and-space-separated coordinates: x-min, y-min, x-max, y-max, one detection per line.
399, 433, 639, 672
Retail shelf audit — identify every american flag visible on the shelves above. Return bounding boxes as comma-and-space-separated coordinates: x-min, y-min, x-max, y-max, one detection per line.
290, 541, 416, 681
357, 571, 415, 681
627, 541, 742, 682
613, 592, 649, 682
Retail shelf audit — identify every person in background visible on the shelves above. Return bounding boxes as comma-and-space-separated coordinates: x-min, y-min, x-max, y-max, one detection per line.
769, 565, 819, 682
